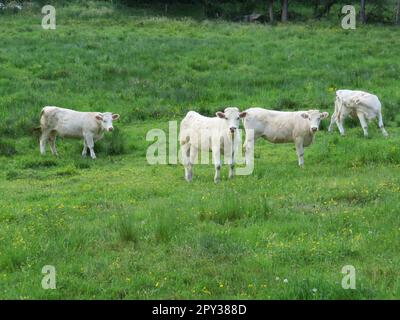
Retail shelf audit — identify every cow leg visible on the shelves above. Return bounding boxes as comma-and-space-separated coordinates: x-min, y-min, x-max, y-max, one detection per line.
295, 138, 305, 167
212, 146, 221, 183
187, 145, 198, 182
356, 111, 368, 138
378, 112, 388, 137
82, 139, 88, 158
85, 134, 96, 159
224, 139, 235, 179
181, 143, 192, 182
228, 156, 234, 179
244, 132, 255, 166
39, 130, 50, 155
328, 112, 336, 133
336, 114, 345, 136
48, 131, 59, 156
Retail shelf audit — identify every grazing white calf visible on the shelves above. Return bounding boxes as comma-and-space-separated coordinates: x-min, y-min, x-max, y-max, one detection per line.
242, 108, 329, 167
39, 106, 120, 159
328, 90, 388, 138
179, 107, 246, 183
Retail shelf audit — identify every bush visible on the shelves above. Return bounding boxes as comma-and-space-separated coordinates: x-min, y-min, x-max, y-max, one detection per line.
199, 193, 271, 225
96, 126, 126, 156
23, 159, 58, 169
153, 210, 179, 243
202, 0, 260, 20
116, 216, 140, 245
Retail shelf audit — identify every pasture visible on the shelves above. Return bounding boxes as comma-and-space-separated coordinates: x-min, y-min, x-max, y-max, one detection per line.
0, 2, 400, 299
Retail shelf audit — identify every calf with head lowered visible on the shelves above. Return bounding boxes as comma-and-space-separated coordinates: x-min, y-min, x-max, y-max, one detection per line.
39, 106, 120, 159
242, 108, 329, 167
328, 89, 388, 138
179, 107, 246, 183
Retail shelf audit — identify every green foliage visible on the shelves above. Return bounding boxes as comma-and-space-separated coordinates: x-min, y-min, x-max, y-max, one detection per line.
96, 127, 127, 156
116, 216, 141, 245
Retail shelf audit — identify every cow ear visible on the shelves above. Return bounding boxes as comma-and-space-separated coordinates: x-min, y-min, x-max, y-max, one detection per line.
96, 114, 103, 121
320, 112, 329, 119
216, 112, 226, 119
239, 112, 247, 118
301, 113, 309, 119
112, 114, 120, 120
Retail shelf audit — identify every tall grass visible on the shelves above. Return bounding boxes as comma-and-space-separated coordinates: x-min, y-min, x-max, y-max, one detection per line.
0, 2, 399, 142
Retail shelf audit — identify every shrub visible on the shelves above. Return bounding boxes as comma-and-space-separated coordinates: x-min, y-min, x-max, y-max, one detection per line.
199, 193, 271, 225
116, 217, 140, 245
153, 210, 178, 243
23, 159, 58, 169
96, 126, 126, 156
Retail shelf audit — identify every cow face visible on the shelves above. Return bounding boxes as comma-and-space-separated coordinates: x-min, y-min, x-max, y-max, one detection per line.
216, 107, 246, 134
96, 112, 120, 132
301, 110, 329, 133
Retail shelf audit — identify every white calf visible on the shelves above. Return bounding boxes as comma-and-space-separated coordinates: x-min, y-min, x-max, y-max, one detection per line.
328, 89, 388, 138
179, 107, 246, 183
39, 106, 120, 159
242, 108, 329, 167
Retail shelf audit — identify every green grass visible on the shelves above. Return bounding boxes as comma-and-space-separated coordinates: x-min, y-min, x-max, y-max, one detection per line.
0, 2, 399, 299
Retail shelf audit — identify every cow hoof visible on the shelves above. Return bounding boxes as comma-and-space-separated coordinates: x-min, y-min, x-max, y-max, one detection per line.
185, 173, 192, 182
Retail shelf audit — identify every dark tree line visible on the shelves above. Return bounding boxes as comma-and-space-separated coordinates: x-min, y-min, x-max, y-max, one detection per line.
123, 0, 400, 24
266, 0, 400, 24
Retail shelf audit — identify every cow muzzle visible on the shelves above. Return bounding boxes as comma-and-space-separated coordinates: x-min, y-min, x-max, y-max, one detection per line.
311, 127, 318, 132
108, 127, 114, 132
230, 127, 236, 133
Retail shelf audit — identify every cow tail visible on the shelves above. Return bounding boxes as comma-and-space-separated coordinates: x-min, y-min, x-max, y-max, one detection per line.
35, 107, 46, 133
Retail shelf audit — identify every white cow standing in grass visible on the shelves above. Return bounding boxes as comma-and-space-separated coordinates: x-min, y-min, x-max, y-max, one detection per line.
39, 106, 120, 159
242, 108, 329, 167
328, 89, 388, 138
179, 107, 246, 183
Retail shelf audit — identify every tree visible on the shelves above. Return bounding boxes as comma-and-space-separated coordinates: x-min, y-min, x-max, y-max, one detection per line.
313, 0, 321, 17
396, 0, 400, 24
314, 0, 337, 19
268, 0, 274, 22
281, 0, 288, 22
360, 0, 367, 23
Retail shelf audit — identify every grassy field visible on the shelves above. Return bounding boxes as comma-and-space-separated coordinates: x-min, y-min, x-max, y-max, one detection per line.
1, 2, 400, 299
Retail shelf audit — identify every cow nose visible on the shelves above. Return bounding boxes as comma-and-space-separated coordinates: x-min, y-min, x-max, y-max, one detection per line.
311, 127, 318, 132
230, 127, 236, 133
108, 127, 114, 132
